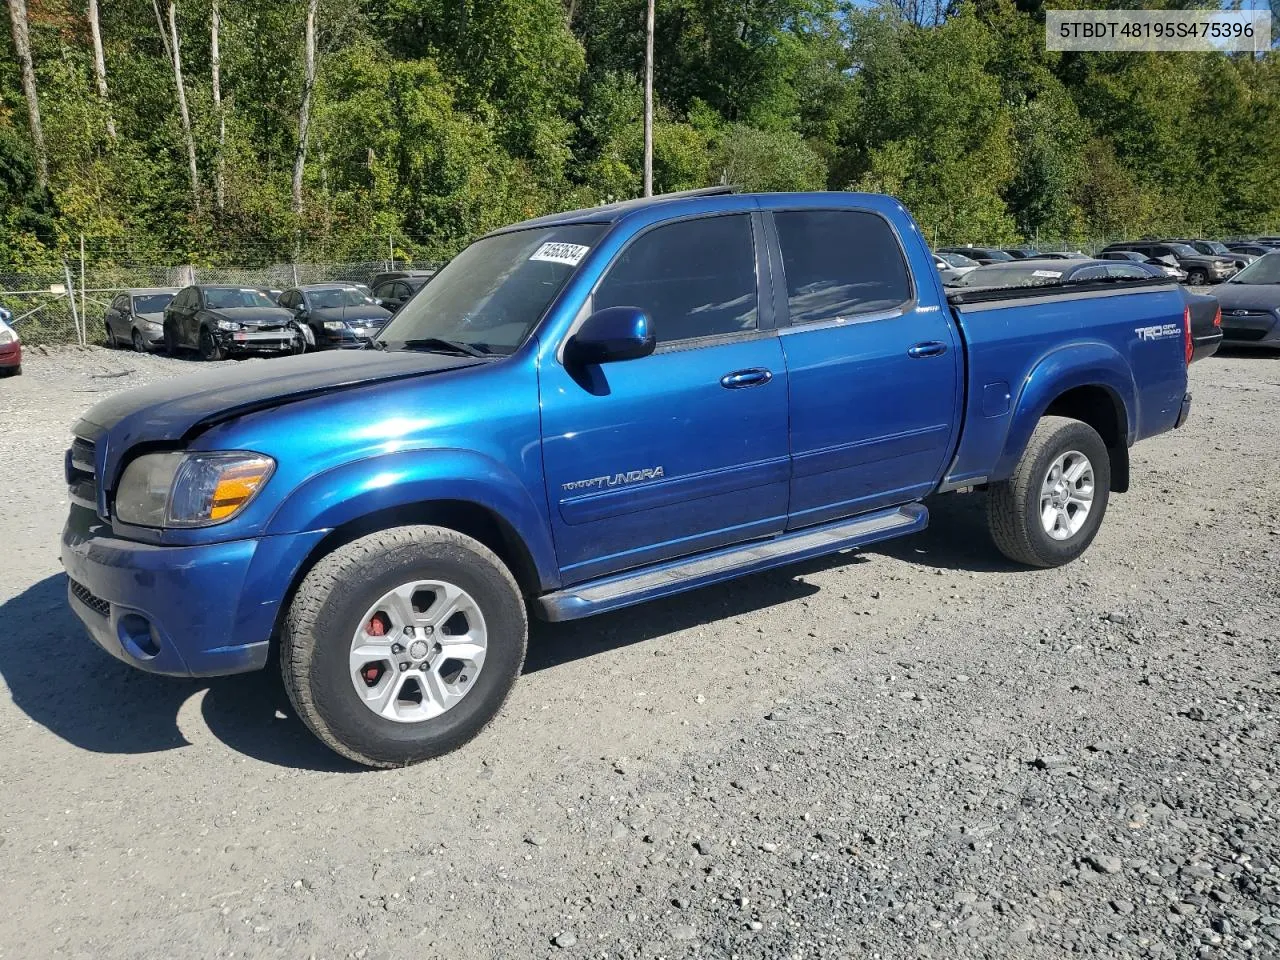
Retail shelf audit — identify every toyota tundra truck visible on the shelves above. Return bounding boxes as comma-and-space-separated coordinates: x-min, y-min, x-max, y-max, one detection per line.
61, 189, 1194, 767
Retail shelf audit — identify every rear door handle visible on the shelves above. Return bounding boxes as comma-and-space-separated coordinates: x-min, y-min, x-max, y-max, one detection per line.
907, 341, 948, 359
720, 368, 773, 389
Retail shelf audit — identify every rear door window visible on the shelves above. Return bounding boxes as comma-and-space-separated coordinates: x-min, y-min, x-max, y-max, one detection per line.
594, 214, 758, 344
773, 210, 912, 324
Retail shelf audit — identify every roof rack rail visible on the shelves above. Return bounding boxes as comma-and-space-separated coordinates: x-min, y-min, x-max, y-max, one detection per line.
646, 185, 739, 200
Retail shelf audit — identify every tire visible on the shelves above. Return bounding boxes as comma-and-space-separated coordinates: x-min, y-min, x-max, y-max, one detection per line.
987, 416, 1111, 568
281, 525, 528, 768
132, 328, 146, 353
1186, 269, 1206, 285
198, 326, 225, 362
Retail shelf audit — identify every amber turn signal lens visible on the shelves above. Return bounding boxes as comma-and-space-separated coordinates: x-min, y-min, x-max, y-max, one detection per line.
209, 462, 272, 520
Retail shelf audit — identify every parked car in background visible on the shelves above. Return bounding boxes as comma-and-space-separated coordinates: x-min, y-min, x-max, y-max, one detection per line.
952, 257, 1152, 289
1226, 242, 1279, 257
1098, 249, 1187, 281
936, 245, 1014, 265
280, 284, 393, 350
1168, 239, 1254, 270
1102, 241, 1236, 284
1037, 251, 1089, 260
1211, 253, 1280, 349
932, 250, 978, 284
1255, 236, 1280, 246
1003, 246, 1042, 260
261, 288, 284, 303
163, 285, 300, 361
371, 275, 430, 313
0, 307, 19, 376
104, 288, 178, 352
368, 268, 436, 291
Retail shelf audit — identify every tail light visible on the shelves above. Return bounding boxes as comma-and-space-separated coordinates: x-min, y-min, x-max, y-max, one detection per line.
1213, 305, 1222, 328
1183, 304, 1193, 364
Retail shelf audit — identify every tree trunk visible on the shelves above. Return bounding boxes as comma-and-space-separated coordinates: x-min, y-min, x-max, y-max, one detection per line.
7, 0, 48, 186
642, 0, 654, 197
87, 0, 115, 138
291, 0, 318, 220
155, 0, 200, 213
211, 0, 224, 211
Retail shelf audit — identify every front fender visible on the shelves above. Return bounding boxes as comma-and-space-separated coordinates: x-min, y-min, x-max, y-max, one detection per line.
994, 341, 1137, 482
264, 448, 559, 589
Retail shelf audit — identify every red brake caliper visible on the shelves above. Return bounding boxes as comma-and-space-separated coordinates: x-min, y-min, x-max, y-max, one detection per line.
361, 615, 386, 685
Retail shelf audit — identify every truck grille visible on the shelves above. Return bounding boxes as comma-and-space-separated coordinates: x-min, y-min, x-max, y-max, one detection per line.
69, 578, 110, 617
67, 436, 98, 510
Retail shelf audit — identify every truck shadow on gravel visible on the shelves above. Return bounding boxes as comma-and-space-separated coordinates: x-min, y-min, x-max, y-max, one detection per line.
1, 500, 1012, 769
870, 492, 1024, 574
0, 575, 360, 772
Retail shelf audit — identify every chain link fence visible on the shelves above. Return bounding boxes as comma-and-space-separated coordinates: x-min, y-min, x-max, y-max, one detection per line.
0, 259, 432, 347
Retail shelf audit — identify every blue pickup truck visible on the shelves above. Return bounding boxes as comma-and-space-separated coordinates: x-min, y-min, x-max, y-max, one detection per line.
62, 189, 1193, 767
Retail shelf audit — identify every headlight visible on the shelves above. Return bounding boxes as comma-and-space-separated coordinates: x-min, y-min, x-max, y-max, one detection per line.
323, 321, 346, 331
114, 451, 275, 528
145, 319, 163, 329
216, 319, 242, 331
0, 327, 16, 344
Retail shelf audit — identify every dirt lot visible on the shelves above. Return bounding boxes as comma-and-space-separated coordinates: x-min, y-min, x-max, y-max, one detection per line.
0, 345, 1277, 960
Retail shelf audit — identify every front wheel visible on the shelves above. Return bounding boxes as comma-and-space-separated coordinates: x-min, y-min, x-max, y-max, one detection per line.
132, 329, 146, 353
987, 416, 1111, 568
1186, 269, 1207, 285
281, 526, 528, 768
198, 327, 225, 362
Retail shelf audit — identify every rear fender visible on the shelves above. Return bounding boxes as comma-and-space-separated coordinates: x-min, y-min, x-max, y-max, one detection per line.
264, 448, 559, 590
995, 342, 1137, 483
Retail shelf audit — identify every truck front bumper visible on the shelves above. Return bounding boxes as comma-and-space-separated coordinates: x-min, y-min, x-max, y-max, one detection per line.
61, 508, 327, 677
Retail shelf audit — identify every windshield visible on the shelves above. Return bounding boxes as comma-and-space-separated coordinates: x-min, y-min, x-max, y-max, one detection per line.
309, 287, 372, 309
956, 263, 1072, 288
378, 223, 606, 355
205, 288, 279, 310
1200, 241, 1231, 256
1228, 252, 1280, 284
938, 251, 978, 268
132, 293, 174, 313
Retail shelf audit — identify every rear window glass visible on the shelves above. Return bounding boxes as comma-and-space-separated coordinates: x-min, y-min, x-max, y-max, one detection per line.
774, 210, 912, 323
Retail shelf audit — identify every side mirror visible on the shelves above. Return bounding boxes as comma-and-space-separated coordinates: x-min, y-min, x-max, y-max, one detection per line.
567, 306, 655, 365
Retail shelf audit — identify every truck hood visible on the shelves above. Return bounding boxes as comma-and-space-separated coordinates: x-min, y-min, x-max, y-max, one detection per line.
76, 348, 487, 483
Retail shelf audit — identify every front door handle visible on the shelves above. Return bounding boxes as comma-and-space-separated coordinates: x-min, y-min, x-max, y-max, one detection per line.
907, 341, 948, 359
720, 368, 773, 389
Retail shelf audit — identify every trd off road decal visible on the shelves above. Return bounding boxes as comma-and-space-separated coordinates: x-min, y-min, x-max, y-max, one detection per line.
1134, 323, 1181, 342
563, 467, 665, 493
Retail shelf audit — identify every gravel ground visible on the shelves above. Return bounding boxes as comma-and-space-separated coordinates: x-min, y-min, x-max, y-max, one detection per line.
0, 344, 1277, 960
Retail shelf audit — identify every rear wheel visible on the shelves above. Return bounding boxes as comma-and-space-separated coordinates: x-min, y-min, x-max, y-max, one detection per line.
198, 326, 225, 362
987, 416, 1111, 568
282, 525, 528, 768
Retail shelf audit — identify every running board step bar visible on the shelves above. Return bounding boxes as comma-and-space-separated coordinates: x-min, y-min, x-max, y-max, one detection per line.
535, 503, 928, 622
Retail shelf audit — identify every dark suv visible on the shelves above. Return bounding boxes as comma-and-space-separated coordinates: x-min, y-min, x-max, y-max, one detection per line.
1101, 242, 1237, 285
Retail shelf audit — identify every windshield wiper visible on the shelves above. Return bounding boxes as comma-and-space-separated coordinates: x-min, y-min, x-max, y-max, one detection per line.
399, 337, 489, 358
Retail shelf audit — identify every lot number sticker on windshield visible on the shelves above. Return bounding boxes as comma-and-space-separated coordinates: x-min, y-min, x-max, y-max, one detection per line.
1031, 270, 1063, 278
530, 242, 590, 266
